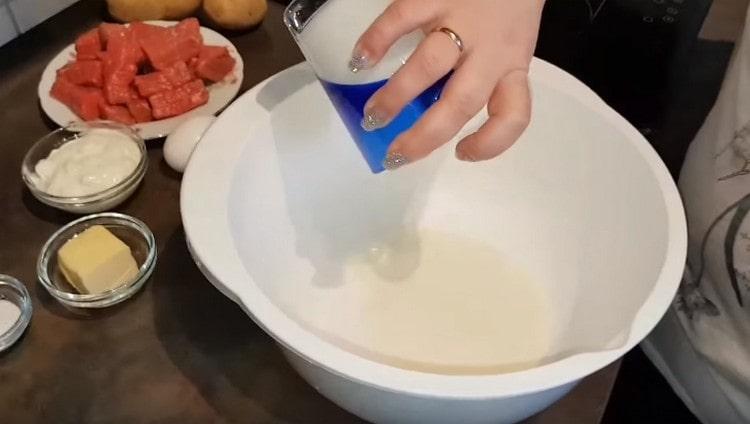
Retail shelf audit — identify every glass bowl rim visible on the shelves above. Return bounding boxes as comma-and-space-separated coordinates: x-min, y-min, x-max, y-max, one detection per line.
21, 121, 148, 205
36, 212, 157, 304
0, 274, 33, 351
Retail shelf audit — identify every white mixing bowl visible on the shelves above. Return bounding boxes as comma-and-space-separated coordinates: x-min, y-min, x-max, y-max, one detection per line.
181, 59, 687, 423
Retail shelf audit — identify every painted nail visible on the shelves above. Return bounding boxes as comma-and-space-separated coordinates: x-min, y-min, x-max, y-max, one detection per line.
383, 152, 409, 171
361, 107, 387, 131
456, 149, 476, 162
349, 52, 369, 73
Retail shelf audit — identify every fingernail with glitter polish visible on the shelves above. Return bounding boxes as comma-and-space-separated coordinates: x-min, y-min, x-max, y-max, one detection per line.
349, 51, 369, 73
456, 149, 476, 162
361, 107, 387, 131
383, 152, 409, 171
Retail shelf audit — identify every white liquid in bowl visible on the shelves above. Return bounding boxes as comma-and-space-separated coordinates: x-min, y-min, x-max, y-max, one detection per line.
303, 230, 554, 375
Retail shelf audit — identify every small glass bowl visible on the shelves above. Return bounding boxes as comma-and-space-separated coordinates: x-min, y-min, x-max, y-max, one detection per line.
0, 275, 33, 352
21, 121, 148, 214
37, 213, 157, 309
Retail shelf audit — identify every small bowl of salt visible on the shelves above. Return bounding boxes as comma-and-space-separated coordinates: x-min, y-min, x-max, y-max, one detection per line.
0, 274, 33, 352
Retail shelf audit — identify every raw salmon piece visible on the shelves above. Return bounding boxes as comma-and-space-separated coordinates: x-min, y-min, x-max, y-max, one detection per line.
195, 53, 235, 82
149, 79, 208, 119
141, 19, 202, 70
57, 60, 103, 87
141, 38, 183, 71
126, 98, 153, 123
99, 23, 127, 49
100, 104, 136, 124
106, 33, 145, 67
174, 18, 202, 44
102, 55, 138, 85
75, 28, 102, 60
162, 61, 193, 86
134, 71, 173, 97
187, 56, 198, 72
104, 78, 138, 105
198, 45, 228, 61
130, 22, 167, 44
51, 76, 103, 121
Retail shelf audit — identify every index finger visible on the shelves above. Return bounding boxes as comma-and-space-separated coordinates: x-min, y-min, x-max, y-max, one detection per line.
351, 0, 442, 71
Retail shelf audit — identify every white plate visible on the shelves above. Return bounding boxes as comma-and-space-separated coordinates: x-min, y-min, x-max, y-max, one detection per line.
181, 60, 686, 399
38, 20, 244, 140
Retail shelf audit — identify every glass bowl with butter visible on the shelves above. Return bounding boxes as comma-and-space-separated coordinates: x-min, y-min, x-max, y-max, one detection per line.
22, 121, 148, 214
37, 213, 156, 308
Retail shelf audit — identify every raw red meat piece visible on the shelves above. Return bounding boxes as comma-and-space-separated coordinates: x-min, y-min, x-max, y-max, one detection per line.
75, 29, 101, 60
102, 45, 138, 105
134, 71, 172, 97
198, 45, 228, 61
162, 61, 193, 86
106, 32, 145, 67
99, 23, 128, 49
174, 18, 201, 44
130, 22, 167, 45
75, 28, 102, 60
101, 33, 142, 107
101, 22, 145, 68
187, 56, 198, 72
145, 48, 176, 71
194, 49, 235, 82
103, 56, 138, 84
173, 31, 202, 63
57, 60, 103, 87
149, 79, 209, 119
51, 76, 103, 121
140, 38, 182, 71
104, 76, 138, 105
110, 62, 137, 86
141, 19, 202, 70
126, 98, 153, 123
101, 104, 136, 125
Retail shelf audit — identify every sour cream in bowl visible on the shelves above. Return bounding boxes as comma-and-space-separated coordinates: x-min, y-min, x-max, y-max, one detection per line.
22, 121, 148, 214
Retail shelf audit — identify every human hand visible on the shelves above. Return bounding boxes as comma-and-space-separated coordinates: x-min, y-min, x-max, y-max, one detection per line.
351, 0, 545, 169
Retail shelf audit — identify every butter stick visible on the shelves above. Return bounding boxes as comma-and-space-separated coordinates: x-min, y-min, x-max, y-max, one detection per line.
58, 225, 139, 294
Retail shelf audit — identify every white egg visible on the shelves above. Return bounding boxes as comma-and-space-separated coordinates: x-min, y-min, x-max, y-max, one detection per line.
164, 115, 216, 173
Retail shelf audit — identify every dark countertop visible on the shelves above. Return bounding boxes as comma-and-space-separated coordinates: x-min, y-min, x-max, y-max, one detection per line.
0, 1, 620, 422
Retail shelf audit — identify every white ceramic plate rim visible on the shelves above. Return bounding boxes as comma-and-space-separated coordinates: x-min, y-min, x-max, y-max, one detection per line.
181, 59, 687, 399
38, 20, 244, 140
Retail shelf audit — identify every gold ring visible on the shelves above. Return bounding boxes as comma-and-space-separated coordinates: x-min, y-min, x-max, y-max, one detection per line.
435, 27, 464, 53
